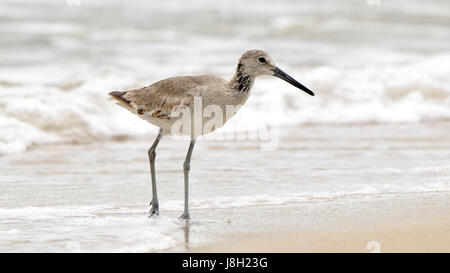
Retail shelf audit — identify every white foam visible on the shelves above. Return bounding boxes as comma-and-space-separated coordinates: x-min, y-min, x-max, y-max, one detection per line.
0, 205, 208, 252
0, 68, 155, 154
153, 183, 450, 211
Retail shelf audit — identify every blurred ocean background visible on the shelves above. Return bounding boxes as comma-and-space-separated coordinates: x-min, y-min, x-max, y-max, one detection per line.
0, 0, 449, 252
0, 0, 449, 154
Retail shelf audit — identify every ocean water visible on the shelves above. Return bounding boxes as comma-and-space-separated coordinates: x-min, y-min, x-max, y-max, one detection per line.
0, 0, 449, 252
0, 0, 449, 154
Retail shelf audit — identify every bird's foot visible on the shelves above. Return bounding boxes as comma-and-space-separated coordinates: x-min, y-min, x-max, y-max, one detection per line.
178, 212, 190, 222
148, 201, 159, 218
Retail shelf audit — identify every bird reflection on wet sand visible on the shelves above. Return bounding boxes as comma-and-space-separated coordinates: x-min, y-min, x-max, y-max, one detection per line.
183, 221, 190, 250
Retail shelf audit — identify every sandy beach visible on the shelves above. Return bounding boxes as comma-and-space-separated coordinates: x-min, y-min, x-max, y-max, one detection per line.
196, 222, 450, 253
193, 192, 450, 253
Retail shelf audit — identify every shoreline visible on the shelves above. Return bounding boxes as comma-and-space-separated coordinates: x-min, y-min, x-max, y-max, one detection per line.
1, 123, 449, 252
189, 192, 450, 253
192, 219, 450, 253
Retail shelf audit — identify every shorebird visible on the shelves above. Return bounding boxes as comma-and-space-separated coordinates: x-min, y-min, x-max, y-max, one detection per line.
109, 49, 314, 221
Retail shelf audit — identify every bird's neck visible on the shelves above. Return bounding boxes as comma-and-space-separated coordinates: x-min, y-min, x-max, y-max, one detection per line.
230, 63, 255, 94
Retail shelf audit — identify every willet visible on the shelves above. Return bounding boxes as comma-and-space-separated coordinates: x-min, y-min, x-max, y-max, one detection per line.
109, 49, 314, 221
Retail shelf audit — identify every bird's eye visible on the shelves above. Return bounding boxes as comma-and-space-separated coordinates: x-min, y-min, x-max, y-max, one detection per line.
258, 57, 266, 63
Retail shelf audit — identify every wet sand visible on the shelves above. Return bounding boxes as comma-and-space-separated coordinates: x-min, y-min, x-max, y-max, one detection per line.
192, 193, 450, 253
194, 222, 450, 253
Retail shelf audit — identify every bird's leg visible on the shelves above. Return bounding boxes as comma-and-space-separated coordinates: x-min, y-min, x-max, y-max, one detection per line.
178, 139, 196, 221
148, 128, 164, 217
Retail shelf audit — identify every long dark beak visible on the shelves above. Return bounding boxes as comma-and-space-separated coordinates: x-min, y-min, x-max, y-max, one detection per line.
272, 67, 314, 96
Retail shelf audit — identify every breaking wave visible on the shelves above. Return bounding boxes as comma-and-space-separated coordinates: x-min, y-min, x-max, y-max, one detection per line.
1, 55, 449, 154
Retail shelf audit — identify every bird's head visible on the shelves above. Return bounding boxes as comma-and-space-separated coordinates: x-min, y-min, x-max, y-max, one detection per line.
238, 49, 314, 96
